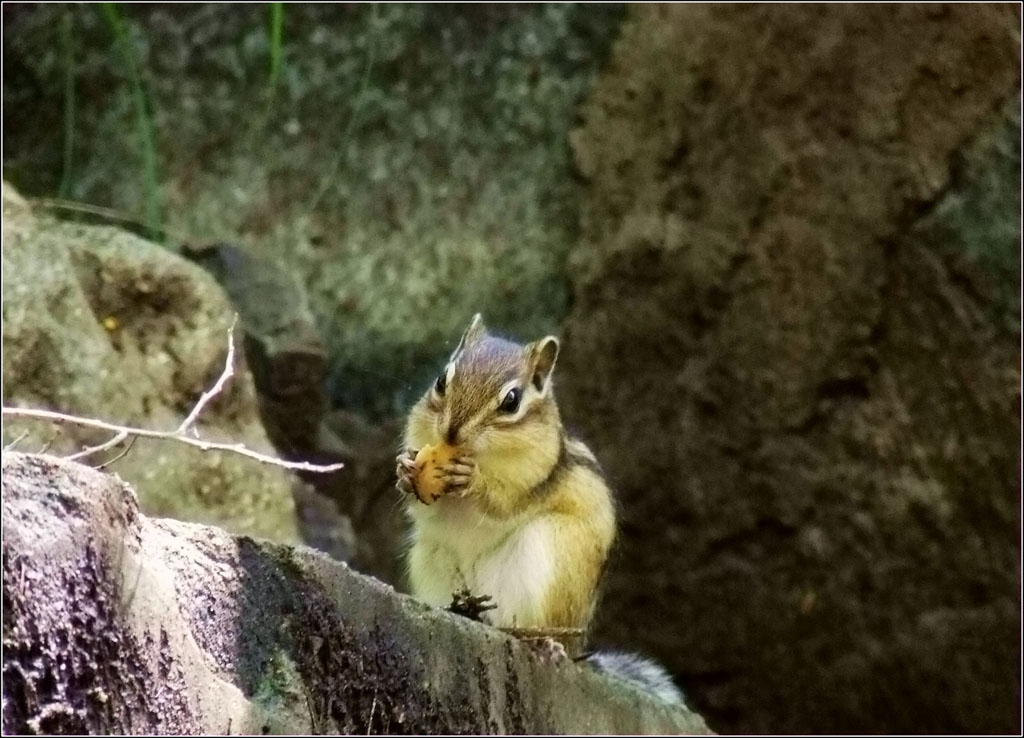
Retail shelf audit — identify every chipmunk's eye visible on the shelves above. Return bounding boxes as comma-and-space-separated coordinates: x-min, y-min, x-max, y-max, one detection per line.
498, 387, 522, 414
434, 370, 447, 396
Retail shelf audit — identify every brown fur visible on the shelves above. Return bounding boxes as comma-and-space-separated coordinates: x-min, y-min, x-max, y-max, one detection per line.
403, 316, 616, 632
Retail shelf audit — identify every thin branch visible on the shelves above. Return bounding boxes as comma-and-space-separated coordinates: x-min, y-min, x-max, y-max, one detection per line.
2, 407, 344, 474
367, 691, 378, 736
66, 318, 237, 462
66, 429, 128, 461
177, 316, 237, 434
4, 430, 29, 452
2, 317, 343, 475
37, 427, 63, 454
29, 197, 193, 245
97, 435, 137, 470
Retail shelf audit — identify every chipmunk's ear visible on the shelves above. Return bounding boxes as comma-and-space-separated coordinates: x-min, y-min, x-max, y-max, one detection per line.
527, 336, 560, 393
454, 313, 488, 354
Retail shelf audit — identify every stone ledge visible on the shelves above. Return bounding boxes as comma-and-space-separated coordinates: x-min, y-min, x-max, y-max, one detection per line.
1, 452, 711, 735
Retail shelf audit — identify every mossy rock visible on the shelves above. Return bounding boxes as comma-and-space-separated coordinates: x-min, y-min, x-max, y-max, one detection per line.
2, 181, 299, 543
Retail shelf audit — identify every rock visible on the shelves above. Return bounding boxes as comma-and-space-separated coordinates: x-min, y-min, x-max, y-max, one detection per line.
1, 452, 712, 735
183, 241, 331, 459
1, 182, 298, 543
914, 92, 1021, 330
562, 4, 1019, 734
182, 243, 394, 572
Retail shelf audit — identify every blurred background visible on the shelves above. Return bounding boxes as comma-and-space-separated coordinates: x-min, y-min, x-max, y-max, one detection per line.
2, 3, 1020, 734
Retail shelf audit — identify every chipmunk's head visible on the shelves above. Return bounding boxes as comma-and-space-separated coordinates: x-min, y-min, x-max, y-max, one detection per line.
410, 314, 562, 462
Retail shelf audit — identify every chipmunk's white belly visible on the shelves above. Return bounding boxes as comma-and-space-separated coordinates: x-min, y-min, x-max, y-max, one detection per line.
407, 499, 556, 628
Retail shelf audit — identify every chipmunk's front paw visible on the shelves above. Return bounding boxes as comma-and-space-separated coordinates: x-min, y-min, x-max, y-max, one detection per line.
448, 588, 497, 622
439, 455, 476, 497
395, 449, 418, 497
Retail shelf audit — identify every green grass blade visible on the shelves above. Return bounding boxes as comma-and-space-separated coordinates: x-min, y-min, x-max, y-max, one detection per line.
269, 3, 284, 91
100, 2, 162, 241
58, 10, 76, 198
305, 3, 378, 215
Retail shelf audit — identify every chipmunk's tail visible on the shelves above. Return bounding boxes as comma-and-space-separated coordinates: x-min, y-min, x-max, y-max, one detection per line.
584, 650, 687, 707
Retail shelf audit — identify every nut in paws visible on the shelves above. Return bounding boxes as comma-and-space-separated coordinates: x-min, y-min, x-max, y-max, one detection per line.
407, 444, 475, 504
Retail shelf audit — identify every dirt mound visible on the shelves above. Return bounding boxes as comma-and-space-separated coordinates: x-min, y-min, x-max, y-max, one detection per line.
561, 5, 1020, 733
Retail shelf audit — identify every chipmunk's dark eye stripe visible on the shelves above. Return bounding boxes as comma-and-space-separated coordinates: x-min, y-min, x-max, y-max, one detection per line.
435, 367, 447, 396
498, 387, 522, 414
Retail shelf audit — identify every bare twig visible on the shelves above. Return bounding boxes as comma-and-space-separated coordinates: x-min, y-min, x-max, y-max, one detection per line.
1, 407, 343, 473
64, 318, 237, 462
302, 686, 317, 734
2, 318, 344, 475
30, 197, 194, 245
97, 435, 137, 470
66, 429, 129, 462
177, 317, 237, 434
37, 426, 63, 454
4, 430, 29, 452
367, 691, 378, 735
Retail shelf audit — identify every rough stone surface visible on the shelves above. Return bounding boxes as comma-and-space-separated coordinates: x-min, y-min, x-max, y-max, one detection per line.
1, 452, 712, 735
1, 182, 298, 543
561, 4, 1020, 734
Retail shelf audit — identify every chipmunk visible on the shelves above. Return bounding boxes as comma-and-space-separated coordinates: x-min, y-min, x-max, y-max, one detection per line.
396, 314, 685, 706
